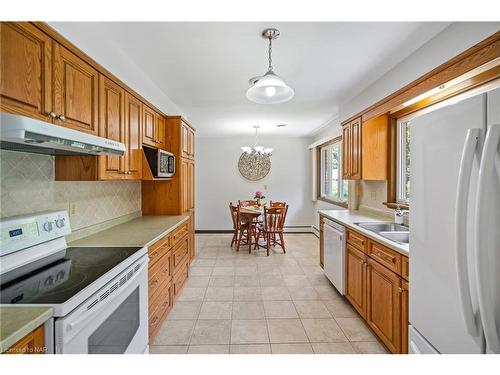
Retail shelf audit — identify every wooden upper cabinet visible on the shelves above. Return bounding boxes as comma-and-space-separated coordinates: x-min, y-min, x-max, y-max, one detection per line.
156, 114, 166, 150
362, 114, 389, 180
180, 158, 189, 213
53, 43, 99, 134
342, 124, 351, 179
125, 93, 143, 180
181, 122, 190, 158
342, 117, 362, 180
98, 75, 125, 180
350, 118, 362, 179
345, 243, 367, 318
142, 104, 156, 147
188, 127, 195, 158
0, 22, 53, 121
366, 257, 402, 353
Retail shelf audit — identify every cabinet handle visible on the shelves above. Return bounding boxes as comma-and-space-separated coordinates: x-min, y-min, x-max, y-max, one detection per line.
150, 251, 158, 258
47, 111, 57, 118
398, 287, 403, 294
57, 114, 66, 121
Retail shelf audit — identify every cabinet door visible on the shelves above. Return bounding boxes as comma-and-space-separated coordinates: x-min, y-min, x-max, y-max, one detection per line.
53, 43, 99, 134
142, 104, 156, 147
180, 158, 189, 213
188, 160, 195, 211
319, 217, 324, 269
156, 114, 166, 150
0, 22, 52, 121
342, 124, 351, 179
366, 258, 402, 353
5, 324, 45, 354
401, 280, 409, 354
98, 75, 125, 180
181, 122, 190, 158
350, 118, 362, 179
188, 127, 195, 158
125, 93, 142, 180
345, 243, 367, 318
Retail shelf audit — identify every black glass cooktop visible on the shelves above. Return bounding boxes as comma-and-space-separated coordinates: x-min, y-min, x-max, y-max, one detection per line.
0, 246, 142, 305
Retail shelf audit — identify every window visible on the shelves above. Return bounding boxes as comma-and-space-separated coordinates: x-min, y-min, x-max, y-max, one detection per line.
319, 138, 348, 204
397, 120, 411, 204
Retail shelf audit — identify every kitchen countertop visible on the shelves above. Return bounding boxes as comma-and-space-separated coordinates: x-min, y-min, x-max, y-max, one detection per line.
0, 307, 53, 353
319, 209, 409, 256
69, 215, 190, 248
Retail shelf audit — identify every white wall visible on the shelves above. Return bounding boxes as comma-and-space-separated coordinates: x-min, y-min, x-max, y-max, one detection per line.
48, 22, 183, 116
195, 137, 314, 230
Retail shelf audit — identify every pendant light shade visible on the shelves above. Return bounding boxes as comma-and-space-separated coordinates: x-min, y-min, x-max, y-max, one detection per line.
246, 28, 294, 105
246, 71, 295, 104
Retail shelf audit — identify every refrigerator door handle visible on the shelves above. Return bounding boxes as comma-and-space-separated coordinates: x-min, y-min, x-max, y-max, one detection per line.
475, 123, 500, 353
454, 127, 481, 336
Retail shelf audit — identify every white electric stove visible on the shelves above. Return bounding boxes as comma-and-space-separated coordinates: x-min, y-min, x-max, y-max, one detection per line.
0, 210, 149, 354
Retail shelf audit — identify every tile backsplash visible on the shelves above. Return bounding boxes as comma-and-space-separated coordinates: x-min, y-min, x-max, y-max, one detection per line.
0, 150, 141, 230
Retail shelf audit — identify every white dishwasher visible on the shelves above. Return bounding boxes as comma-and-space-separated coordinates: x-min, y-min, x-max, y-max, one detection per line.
322, 217, 345, 295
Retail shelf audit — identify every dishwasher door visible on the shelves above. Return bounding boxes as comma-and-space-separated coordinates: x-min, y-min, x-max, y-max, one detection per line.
322, 218, 345, 295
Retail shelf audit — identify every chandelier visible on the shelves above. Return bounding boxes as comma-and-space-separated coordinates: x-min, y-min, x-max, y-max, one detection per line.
241, 126, 273, 155
246, 28, 294, 105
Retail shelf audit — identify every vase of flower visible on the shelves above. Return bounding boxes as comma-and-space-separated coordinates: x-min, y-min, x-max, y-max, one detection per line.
254, 191, 265, 207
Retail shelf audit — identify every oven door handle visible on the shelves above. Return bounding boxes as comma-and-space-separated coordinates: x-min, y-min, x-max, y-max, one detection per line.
67, 261, 147, 333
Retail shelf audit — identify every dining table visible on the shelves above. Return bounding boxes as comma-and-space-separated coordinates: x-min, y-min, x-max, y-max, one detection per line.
239, 206, 264, 251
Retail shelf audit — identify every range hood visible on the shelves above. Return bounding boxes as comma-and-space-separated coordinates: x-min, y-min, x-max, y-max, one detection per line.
0, 113, 125, 156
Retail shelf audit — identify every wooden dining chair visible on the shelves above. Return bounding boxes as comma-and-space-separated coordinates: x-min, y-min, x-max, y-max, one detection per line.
256, 205, 288, 256
238, 200, 258, 207
269, 201, 286, 208
229, 203, 253, 252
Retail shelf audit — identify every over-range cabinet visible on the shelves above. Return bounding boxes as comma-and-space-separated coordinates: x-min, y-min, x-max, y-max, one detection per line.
409, 83, 500, 354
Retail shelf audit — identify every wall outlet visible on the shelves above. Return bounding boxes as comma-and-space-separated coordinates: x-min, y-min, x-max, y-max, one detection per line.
69, 202, 77, 217
370, 191, 377, 201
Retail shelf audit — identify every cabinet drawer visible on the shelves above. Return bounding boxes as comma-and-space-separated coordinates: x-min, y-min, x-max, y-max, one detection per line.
173, 260, 189, 302
347, 229, 367, 252
149, 275, 172, 315
148, 282, 172, 340
148, 251, 172, 300
171, 222, 188, 247
368, 240, 402, 275
148, 234, 171, 266
172, 237, 189, 273
402, 256, 409, 281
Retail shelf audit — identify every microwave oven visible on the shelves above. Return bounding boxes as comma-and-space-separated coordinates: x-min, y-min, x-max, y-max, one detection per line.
143, 146, 175, 178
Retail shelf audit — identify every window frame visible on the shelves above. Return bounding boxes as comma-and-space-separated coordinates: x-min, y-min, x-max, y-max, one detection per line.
396, 120, 410, 205
316, 136, 348, 208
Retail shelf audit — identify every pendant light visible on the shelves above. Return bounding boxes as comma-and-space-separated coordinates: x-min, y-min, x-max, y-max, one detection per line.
241, 125, 273, 155
246, 28, 294, 105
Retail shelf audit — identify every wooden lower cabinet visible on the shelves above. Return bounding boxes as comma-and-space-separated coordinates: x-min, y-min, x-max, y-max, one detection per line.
4, 324, 45, 354
342, 227, 410, 354
366, 257, 402, 353
147, 223, 192, 343
345, 243, 367, 318
319, 217, 324, 269
401, 280, 409, 354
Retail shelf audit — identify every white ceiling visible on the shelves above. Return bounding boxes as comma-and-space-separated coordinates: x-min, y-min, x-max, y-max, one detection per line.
55, 22, 450, 137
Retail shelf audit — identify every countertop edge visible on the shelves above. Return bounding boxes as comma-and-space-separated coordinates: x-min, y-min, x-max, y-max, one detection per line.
142, 216, 190, 248
0, 307, 53, 353
319, 210, 409, 257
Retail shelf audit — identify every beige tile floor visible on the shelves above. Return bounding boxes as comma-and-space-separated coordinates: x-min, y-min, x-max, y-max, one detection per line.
150, 233, 388, 354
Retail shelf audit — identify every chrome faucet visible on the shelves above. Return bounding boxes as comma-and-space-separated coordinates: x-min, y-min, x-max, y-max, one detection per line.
395, 205, 409, 225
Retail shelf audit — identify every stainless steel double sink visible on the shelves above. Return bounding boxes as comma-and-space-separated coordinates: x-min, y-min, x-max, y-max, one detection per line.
355, 222, 409, 245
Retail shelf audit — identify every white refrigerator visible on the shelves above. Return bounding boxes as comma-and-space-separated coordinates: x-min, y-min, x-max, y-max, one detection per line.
409, 83, 500, 354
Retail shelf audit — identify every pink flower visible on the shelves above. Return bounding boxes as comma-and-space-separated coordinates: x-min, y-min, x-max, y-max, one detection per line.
255, 191, 264, 197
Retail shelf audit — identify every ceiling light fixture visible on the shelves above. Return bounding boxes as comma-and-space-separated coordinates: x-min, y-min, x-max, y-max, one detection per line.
246, 28, 294, 105
241, 125, 273, 155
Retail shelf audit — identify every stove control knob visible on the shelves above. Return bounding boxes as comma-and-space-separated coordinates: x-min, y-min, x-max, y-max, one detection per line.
43, 221, 53, 232
55, 218, 65, 228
